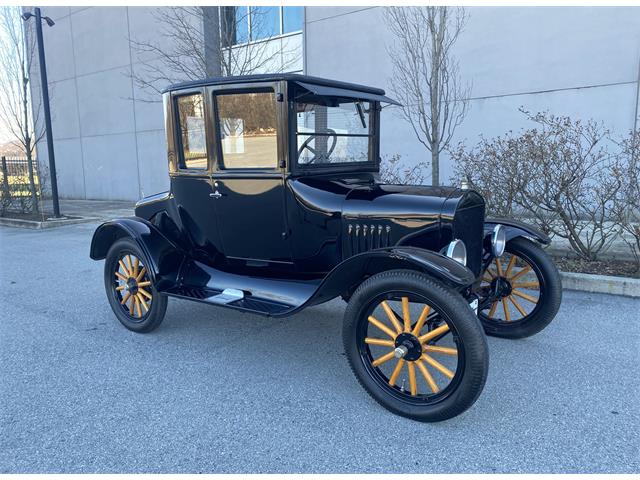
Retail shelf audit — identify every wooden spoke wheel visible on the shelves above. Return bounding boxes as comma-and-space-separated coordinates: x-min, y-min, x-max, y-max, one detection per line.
104, 237, 167, 333
478, 237, 562, 339
480, 251, 541, 323
113, 253, 153, 320
343, 269, 488, 422
362, 296, 462, 401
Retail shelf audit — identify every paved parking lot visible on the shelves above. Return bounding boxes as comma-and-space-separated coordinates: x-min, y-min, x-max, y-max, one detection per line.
1, 221, 638, 473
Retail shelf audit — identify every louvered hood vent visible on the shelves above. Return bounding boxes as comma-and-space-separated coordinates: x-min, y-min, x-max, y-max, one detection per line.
346, 222, 392, 255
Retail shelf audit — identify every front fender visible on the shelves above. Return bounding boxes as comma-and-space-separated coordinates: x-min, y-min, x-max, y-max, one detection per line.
305, 246, 476, 308
485, 217, 551, 245
90, 217, 184, 291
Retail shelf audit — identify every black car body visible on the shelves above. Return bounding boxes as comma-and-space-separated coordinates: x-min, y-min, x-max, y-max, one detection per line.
90, 74, 560, 421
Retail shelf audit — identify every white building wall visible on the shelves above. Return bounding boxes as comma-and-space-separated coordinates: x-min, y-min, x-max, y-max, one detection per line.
304, 6, 640, 184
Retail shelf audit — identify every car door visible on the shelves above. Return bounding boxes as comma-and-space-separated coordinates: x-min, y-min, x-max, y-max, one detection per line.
169, 89, 224, 259
210, 83, 292, 264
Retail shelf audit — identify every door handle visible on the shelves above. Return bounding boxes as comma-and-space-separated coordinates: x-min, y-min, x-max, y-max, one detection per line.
209, 190, 223, 199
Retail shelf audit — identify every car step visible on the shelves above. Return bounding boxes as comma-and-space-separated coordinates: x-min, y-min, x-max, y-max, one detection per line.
208, 288, 244, 305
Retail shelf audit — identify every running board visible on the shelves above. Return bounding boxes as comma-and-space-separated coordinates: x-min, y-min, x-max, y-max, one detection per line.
162, 259, 322, 317
164, 285, 293, 316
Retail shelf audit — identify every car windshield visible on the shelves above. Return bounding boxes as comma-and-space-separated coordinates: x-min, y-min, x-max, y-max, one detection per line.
295, 97, 373, 166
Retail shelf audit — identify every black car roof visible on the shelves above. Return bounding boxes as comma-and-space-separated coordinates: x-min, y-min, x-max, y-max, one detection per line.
163, 73, 387, 96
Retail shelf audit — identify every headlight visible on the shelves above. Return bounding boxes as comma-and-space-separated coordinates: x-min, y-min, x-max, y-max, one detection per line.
445, 239, 467, 266
492, 225, 506, 257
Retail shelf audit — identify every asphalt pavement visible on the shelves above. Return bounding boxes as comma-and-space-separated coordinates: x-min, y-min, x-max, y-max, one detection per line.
1, 221, 638, 473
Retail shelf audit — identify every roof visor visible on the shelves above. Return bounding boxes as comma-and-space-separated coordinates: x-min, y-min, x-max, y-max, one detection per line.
295, 81, 402, 106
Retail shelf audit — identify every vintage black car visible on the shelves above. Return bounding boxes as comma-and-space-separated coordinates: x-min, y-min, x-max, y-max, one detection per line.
90, 74, 562, 422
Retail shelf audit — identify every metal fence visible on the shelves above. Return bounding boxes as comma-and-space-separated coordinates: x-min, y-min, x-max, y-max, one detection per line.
0, 156, 43, 215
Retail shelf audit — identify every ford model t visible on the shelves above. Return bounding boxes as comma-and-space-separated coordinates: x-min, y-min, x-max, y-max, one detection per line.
90, 74, 562, 421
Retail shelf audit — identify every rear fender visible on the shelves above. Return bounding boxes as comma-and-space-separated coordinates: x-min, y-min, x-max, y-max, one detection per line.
89, 217, 184, 291
484, 218, 551, 245
305, 246, 475, 307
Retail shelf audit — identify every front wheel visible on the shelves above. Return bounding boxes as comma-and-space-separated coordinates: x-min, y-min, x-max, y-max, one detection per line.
478, 237, 562, 339
343, 270, 489, 422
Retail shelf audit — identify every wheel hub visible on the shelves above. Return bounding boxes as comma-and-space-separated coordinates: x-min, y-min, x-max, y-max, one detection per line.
491, 276, 512, 298
126, 277, 138, 295
394, 332, 422, 361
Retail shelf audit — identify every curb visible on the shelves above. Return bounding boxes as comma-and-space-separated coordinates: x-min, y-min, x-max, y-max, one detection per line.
0, 216, 100, 230
560, 271, 640, 298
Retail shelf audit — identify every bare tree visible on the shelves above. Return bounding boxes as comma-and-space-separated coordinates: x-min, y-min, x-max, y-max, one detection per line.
385, 6, 471, 186
0, 6, 44, 212
131, 7, 298, 96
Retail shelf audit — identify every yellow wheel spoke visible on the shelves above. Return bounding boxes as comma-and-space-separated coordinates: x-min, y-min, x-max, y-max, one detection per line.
416, 359, 439, 393
372, 350, 396, 367
115, 285, 126, 291
512, 289, 538, 304
502, 297, 511, 321
381, 301, 403, 334
408, 362, 417, 396
421, 354, 455, 379
510, 265, 532, 282
368, 315, 396, 339
401, 297, 411, 332
495, 258, 504, 276
488, 301, 498, 317
411, 305, 431, 336
129, 294, 135, 315
137, 281, 151, 288
365, 337, 395, 347
115, 271, 128, 282
135, 267, 147, 282
125, 256, 133, 276
509, 295, 527, 317
389, 359, 405, 386
423, 345, 457, 356
134, 295, 142, 317
136, 293, 149, 313
118, 260, 130, 277
120, 291, 131, 305
132, 256, 139, 277
418, 323, 449, 344
504, 255, 517, 278
512, 281, 540, 289
138, 288, 153, 300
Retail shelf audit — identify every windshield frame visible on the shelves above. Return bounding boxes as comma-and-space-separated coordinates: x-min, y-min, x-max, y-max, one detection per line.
289, 87, 380, 175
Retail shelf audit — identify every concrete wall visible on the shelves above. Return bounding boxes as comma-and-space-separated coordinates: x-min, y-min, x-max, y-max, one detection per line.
31, 7, 303, 201
304, 6, 640, 184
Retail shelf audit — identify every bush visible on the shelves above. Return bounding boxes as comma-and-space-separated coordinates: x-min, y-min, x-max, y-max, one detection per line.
451, 109, 624, 261
379, 154, 429, 185
613, 130, 640, 270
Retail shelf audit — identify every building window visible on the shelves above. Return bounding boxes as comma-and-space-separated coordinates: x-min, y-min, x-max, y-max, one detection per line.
176, 93, 207, 170
283, 7, 303, 34
221, 6, 303, 48
216, 91, 278, 169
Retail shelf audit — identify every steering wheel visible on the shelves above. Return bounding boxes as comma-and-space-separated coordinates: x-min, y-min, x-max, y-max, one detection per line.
297, 128, 338, 164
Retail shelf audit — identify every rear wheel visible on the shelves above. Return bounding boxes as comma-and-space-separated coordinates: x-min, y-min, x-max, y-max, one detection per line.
343, 270, 488, 422
478, 237, 561, 338
104, 237, 167, 333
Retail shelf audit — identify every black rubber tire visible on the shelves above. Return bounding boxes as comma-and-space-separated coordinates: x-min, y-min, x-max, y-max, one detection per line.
103, 237, 168, 333
343, 269, 489, 422
480, 237, 562, 339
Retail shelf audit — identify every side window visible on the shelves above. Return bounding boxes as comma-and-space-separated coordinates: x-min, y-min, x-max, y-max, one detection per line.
176, 93, 207, 170
216, 91, 278, 169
